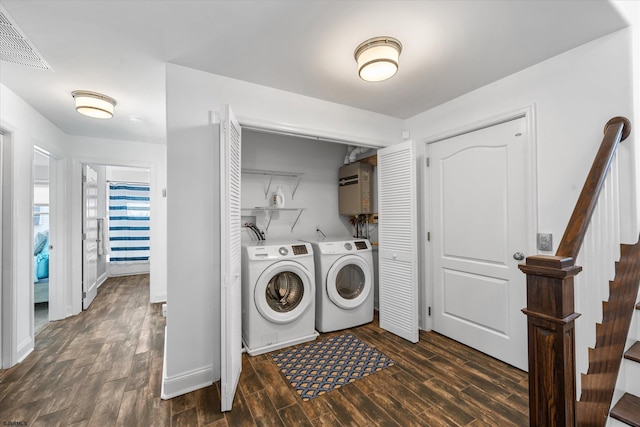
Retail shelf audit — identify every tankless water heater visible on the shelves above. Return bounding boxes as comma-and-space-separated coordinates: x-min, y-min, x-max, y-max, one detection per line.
339, 162, 372, 215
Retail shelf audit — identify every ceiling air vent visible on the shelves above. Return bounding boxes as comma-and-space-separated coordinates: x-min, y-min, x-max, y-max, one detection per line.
0, 5, 51, 70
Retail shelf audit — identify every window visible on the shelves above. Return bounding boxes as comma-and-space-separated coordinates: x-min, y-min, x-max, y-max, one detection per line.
108, 183, 150, 262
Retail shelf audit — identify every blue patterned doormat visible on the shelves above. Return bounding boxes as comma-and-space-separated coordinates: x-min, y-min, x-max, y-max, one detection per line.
271, 332, 395, 400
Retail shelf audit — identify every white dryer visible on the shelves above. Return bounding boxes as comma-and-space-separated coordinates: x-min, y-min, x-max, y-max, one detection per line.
302, 237, 374, 332
241, 241, 318, 356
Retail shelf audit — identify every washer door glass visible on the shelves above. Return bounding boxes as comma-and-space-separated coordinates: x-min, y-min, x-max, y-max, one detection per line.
326, 255, 372, 310
336, 265, 365, 299
255, 261, 314, 324
265, 271, 304, 312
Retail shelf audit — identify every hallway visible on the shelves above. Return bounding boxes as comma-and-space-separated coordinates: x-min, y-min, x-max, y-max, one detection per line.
0, 275, 528, 426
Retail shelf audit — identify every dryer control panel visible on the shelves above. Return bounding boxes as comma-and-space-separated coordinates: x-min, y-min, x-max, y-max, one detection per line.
354, 241, 368, 250
315, 239, 371, 255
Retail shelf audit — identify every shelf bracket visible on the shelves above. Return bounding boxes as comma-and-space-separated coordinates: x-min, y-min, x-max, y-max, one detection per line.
265, 210, 274, 232
291, 209, 303, 232
264, 173, 274, 199
291, 175, 302, 200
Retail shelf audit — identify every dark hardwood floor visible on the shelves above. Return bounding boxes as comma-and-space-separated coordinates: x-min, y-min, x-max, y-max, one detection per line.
0, 275, 529, 426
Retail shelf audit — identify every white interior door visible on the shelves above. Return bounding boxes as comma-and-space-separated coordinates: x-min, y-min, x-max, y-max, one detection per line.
220, 105, 242, 412
377, 140, 419, 343
82, 164, 98, 309
430, 117, 529, 370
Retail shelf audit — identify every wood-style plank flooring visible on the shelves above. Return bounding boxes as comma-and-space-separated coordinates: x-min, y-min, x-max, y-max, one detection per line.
0, 275, 529, 426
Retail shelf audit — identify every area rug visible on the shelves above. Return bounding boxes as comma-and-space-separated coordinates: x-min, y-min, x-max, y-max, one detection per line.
271, 332, 395, 400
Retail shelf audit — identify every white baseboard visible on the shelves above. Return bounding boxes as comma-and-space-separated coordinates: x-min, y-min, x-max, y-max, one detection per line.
108, 262, 150, 277
151, 293, 167, 304
17, 337, 33, 363
97, 271, 109, 288
161, 326, 216, 399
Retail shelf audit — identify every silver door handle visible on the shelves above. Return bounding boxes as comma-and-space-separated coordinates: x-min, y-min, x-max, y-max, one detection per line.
513, 252, 525, 261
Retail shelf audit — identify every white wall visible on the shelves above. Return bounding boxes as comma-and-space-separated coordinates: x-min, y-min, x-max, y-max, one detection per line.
241, 130, 351, 241
66, 135, 167, 306
613, 1, 640, 243
0, 83, 67, 366
163, 123, 220, 398
106, 165, 150, 183
407, 28, 637, 251
611, 1, 640, 413
165, 64, 405, 148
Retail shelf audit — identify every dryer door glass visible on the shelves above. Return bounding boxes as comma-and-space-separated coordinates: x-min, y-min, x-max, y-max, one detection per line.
265, 271, 304, 313
335, 265, 366, 300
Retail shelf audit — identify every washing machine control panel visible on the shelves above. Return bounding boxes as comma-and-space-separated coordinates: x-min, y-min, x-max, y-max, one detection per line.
292, 244, 308, 255
344, 243, 352, 251
246, 243, 312, 260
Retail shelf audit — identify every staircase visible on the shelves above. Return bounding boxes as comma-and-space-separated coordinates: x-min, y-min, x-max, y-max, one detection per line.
575, 239, 640, 426
609, 302, 640, 427
519, 117, 640, 426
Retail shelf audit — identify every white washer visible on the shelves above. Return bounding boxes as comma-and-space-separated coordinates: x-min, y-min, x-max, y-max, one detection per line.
302, 237, 374, 332
241, 241, 318, 356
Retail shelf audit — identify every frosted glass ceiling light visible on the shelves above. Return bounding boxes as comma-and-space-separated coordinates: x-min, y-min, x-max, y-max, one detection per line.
354, 36, 402, 82
71, 90, 117, 119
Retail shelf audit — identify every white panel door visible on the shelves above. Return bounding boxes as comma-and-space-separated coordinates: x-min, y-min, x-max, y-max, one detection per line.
82, 165, 98, 310
430, 117, 529, 370
377, 141, 419, 343
220, 105, 242, 412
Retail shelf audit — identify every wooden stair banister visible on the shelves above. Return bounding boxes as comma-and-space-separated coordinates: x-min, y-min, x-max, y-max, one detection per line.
556, 116, 631, 260
518, 116, 631, 427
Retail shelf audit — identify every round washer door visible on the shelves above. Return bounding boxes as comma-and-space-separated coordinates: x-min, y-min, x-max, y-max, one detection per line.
254, 260, 314, 324
325, 255, 372, 310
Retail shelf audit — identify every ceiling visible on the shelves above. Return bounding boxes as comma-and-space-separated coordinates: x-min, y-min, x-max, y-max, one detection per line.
0, 1, 628, 145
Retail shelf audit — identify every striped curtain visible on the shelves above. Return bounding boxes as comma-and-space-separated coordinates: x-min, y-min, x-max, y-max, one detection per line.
108, 183, 150, 262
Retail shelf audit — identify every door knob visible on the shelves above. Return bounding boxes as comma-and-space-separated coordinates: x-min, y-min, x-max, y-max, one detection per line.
513, 252, 525, 261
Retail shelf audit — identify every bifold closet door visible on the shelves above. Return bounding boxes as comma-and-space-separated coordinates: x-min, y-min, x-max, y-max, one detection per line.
377, 141, 419, 343
220, 105, 242, 412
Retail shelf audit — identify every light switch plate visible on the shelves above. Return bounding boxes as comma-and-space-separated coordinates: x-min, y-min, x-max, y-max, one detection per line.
537, 233, 553, 251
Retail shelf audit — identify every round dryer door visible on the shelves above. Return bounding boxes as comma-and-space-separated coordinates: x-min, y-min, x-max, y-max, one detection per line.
326, 255, 372, 310
254, 261, 314, 324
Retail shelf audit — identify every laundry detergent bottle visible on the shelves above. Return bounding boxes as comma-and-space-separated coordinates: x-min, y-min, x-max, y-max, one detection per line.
272, 186, 285, 208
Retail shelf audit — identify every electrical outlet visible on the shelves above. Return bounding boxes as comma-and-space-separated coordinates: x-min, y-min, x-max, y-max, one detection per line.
537, 233, 553, 251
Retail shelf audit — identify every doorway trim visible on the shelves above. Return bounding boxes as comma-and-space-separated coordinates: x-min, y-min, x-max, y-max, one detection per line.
1, 128, 16, 368
420, 105, 538, 332
33, 146, 65, 323
70, 158, 155, 314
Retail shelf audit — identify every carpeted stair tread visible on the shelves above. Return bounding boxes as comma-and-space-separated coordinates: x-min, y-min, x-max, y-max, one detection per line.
610, 393, 640, 427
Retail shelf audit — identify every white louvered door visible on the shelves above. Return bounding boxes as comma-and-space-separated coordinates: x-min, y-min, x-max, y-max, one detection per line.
377, 141, 419, 343
220, 105, 242, 412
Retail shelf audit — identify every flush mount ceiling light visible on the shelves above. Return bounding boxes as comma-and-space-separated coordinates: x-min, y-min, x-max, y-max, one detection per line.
71, 90, 117, 119
354, 36, 402, 82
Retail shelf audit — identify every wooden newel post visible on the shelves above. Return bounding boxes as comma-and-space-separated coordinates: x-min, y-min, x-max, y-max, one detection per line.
519, 255, 583, 427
